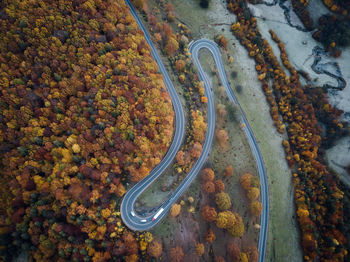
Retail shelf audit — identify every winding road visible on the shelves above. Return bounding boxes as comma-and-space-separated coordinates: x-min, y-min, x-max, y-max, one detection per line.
121, 0, 185, 231
190, 40, 269, 262
122, 1, 269, 261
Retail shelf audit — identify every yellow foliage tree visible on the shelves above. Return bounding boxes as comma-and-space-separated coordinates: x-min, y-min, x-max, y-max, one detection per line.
245, 246, 259, 262
227, 213, 245, 237
132, 0, 144, 9
247, 187, 260, 201
195, 242, 205, 256
215, 211, 236, 229
192, 110, 207, 143
165, 37, 179, 56
240, 252, 248, 262
170, 204, 181, 217
250, 201, 263, 216
215, 192, 232, 210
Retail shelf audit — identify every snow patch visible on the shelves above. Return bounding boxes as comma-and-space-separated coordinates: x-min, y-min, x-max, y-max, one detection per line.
326, 137, 350, 187
249, 3, 337, 87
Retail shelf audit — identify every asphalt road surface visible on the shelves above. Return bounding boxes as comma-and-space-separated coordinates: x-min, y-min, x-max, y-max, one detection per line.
122, 1, 269, 261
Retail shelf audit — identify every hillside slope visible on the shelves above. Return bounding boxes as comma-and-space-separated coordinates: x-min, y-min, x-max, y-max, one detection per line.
0, 0, 173, 260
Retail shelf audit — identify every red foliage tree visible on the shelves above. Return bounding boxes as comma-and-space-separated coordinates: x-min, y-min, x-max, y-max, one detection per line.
228, 242, 241, 261
214, 179, 225, 192
203, 181, 216, 194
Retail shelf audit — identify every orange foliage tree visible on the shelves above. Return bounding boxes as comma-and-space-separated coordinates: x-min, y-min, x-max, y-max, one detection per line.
170, 204, 181, 217
169, 246, 184, 262
147, 240, 163, 258
175, 59, 186, 72
215, 34, 228, 49
176, 150, 189, 166
195, 242, 205, 256
201, 168, 215, 181
245, 246, 259, 262
190, 142, 202, 159
203, 181, 216, 194
201, 205, 218, 222
216, 129, 229, 148
205, 229, 216, 243
240, 173, 253, 190
224, 165, 234, 178
215, 256, 226, 262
